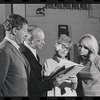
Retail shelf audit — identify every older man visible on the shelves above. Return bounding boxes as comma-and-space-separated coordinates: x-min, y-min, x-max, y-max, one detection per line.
21, 25, 64, 98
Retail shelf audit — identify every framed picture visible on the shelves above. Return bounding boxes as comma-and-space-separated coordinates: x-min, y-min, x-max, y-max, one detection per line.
25, 4, 46, 17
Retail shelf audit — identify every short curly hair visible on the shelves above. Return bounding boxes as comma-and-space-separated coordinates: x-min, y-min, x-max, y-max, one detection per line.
3, 14, 28, 31
57, 34, 72, 49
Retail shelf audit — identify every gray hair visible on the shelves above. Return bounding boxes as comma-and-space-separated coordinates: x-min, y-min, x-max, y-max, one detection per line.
57, 34, 72, 49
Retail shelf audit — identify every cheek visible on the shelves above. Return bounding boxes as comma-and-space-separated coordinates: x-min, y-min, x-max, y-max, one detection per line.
36, 43, 41, 48
85, 49, 89, 54
18, 32, 24, 39
55, 44, 62, 51
65, 51, 68, 55
17, 33, 21, 40
58, 50, 64, 55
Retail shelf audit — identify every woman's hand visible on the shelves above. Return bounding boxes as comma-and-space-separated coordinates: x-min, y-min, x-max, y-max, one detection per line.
68, 75, 77, 83
53, 74, 68, 87
69, 75, 78, 91
53, 78, 64, 87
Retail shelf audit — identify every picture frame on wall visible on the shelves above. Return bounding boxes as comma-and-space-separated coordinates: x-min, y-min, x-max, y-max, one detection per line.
25, 4, 46, 17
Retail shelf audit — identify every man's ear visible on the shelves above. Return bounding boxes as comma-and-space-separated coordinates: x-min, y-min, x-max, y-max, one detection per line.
12, 28, 17, 35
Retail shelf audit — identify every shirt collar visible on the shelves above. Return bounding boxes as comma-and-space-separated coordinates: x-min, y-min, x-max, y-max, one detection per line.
5, 37, 20, 51
53, 54, 65, 63
24, 41, 37, 59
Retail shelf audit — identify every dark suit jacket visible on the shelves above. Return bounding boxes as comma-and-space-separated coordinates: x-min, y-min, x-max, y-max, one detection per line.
20, 44, 54, 97
0, 39, 30, 96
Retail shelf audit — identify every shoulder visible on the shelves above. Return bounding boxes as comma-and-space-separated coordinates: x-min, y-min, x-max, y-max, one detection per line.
77, 56, 83, 63
0, 40, 10, 53
44, 58, 54, 67
0, 39, 12, 49
20, 44, 31, 57
46, 58, 53, 62
94, 55, 100, 64
20, 44, 27, 52
0, 43, 10, 58
45, 58, 55, 64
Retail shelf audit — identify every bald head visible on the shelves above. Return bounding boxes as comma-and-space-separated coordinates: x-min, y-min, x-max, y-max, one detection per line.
26, 25, 45, 49
27, 25, 44, 40
32, 27, 45, 40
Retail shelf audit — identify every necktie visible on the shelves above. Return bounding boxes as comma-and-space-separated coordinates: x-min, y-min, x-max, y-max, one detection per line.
36, 54, 40, 62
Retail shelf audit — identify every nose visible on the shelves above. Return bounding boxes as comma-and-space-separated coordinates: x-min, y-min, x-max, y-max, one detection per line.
63, 49, 66, 52
80, 46, 85, 50
24, 34, 28, 39
24, 32, 29, 40
42, 39, 45, 44
24, 31, 29, 37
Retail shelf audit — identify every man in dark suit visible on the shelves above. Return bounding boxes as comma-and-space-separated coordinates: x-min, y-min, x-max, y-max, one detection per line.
21, 25, 64, 98
0, 14, 30, 96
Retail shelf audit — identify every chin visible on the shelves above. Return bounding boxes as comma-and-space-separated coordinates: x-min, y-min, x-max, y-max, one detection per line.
80, 54, 84, 56
38, 47, 42, 49
60, 55, 65, 58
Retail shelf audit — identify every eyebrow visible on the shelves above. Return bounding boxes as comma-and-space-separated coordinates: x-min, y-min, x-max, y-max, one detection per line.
60, 43, 69, 49
79, 45, 89, 49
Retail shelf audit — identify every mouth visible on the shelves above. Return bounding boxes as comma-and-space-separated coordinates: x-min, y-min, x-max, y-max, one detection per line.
23, 38, 26, 40
80, 51, 84, 53
61, 52, 66, 55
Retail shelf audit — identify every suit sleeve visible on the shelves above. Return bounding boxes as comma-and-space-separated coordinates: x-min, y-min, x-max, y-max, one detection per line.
23, 51, 54, 95
0, 49, 10, 90
28, 69, 54, 95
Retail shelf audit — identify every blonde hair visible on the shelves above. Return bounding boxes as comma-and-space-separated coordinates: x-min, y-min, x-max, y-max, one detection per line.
78, 34, 99, 55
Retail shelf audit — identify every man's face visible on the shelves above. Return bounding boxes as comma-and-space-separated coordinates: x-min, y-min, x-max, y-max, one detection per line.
31, 32, 45, 50
16, 24, 28, 44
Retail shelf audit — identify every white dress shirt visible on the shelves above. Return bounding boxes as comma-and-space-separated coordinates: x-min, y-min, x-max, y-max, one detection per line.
24, 41, 37, 60
5, 37, 20, 52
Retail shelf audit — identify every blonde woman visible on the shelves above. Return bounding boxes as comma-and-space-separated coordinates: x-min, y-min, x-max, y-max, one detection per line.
43, 35, 77, 96
77, 34, 100, 96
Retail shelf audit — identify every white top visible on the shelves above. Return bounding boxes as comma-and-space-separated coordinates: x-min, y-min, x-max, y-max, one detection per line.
5, 37, 20, 52
43, 58, 77, 97
24, 41, 37, 60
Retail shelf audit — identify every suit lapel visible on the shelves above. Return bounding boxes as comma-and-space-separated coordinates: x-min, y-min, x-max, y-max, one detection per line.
21, 44, 42, 78
36, 54, 40, 63
21, 44, 40, 64
12, 46, 30, 79
12, 46, 27, 67
4, 39, 30, 78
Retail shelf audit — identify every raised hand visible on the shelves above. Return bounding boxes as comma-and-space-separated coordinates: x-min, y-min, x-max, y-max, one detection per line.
53, 74, 69, 87
68, 75, 77, 83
